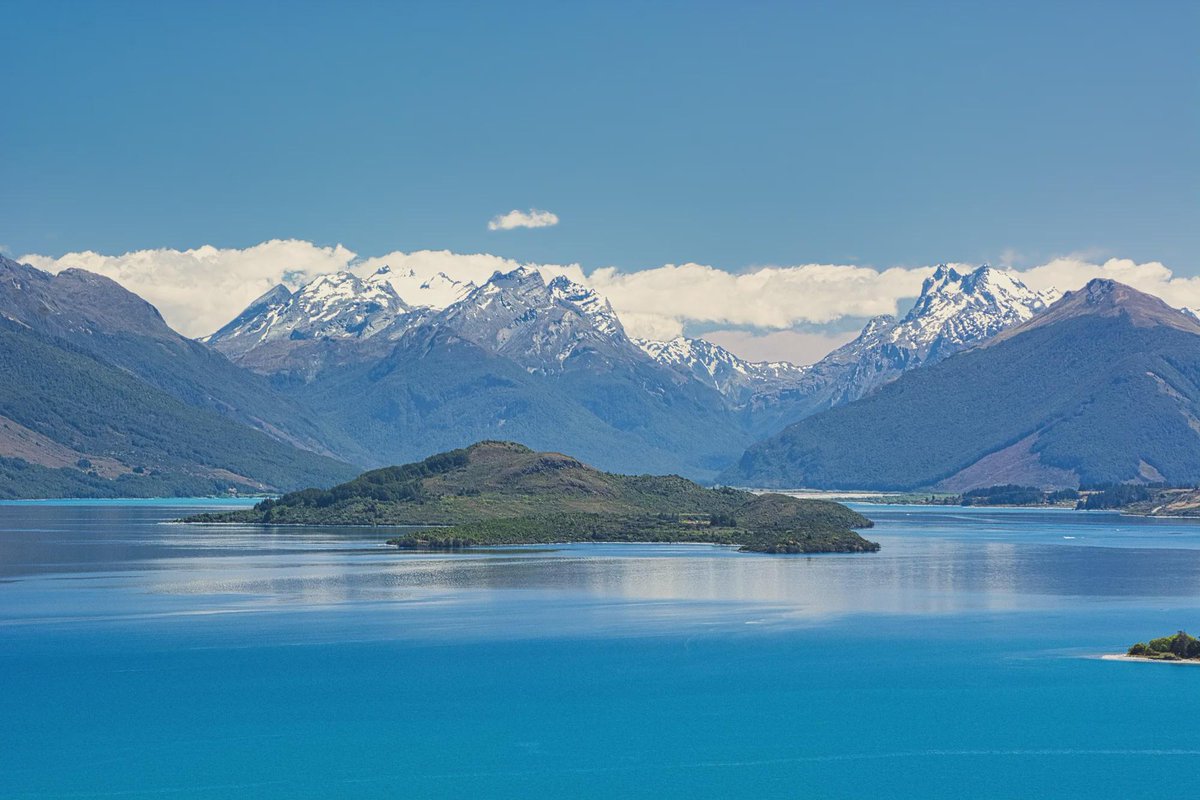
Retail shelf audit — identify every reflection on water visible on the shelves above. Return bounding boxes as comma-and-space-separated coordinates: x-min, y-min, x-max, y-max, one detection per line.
4, 501, 1200, 800
4, 502, 1200, 636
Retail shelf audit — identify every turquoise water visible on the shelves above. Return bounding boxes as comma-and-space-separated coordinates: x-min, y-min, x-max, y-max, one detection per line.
2, 502, 1200, 798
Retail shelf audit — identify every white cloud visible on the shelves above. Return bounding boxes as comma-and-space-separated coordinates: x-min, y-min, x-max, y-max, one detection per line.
17, 242, 1200, 362
586, 262, 936, 341
19, 240, 357, 338
16, 242, 587, 337
353, 249, 586, 290
487, 209, 559, 231
1010, 257, 1200, 310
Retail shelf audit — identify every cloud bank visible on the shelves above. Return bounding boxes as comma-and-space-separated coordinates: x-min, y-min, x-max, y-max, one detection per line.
487, 209, 559, 230
16, 241, 1198, 364
586, 263, 932, 338
19, 241, 357, 340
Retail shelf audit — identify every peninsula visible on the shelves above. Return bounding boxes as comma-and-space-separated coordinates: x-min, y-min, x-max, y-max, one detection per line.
187, 441, 879, 554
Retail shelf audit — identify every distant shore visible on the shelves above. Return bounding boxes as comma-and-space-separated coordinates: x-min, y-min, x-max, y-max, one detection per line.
772, 490, 1078, 509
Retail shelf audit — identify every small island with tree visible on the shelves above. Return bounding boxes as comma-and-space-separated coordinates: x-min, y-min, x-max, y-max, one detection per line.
187, 441, 880, 554
1118, 631, 1200, 662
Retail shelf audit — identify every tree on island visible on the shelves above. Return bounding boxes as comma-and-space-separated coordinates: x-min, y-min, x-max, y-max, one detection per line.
1128, 630, 1200, 660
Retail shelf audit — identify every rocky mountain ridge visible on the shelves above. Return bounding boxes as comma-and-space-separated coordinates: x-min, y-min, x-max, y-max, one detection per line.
723, 279, 1200, 491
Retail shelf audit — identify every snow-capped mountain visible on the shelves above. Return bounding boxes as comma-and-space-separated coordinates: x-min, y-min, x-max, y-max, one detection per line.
635, 336, 808, 404
724, 279, 1200, 491
207, 261, 1054, 415
795, 264, 1057, 408
892, 264, 1058, 356
547, 275, 623, 338
205, 268, 409, 357
370, 266, 477, 309
202, 263, 743, 477
203, 260, 1059, 464
637, 265, 1053, 415
436, 267, 641, 371
207, 264, 650, 376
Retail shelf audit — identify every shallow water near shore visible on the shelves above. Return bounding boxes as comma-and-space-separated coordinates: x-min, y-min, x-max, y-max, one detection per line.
2, 501, 1199, 799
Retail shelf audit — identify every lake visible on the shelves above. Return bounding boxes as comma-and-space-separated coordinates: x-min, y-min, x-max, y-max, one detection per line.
2, 500, 1199, 798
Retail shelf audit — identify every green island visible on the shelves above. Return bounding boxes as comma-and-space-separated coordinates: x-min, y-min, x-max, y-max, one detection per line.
1125, 631, 1200, 661
187, 441, 880, 554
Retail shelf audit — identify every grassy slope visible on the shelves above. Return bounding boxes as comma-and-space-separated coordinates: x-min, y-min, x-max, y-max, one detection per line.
86, 330, 368, 464
0, 259, 367, 467
0, 322, 357, 496
191, 441, 878, 553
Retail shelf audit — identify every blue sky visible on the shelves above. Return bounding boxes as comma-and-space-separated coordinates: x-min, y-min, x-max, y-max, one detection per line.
2, 0, 1196, 273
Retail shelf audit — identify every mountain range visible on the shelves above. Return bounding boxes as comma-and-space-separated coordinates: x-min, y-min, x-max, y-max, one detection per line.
204, 260, 1059, 471
724, 279, 1200, 490
1, 250, 1193, 496
735, 265, 1058, 431
0, 256, 358, 497
208, 265, 746, 476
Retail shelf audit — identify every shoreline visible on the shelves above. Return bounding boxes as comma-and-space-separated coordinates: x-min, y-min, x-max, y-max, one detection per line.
1100, 654, 1200, 665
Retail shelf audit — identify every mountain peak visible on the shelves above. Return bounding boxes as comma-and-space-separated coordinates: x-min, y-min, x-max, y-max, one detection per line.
859, 314, 897, 338
432, 267, 643, 370
925, 263, 962, 287
726, 276, 1200, 492
545, 274, 577, 290
547, 275, 624, 338
921, 263, 1021, 297
484, 265, 544, 288
1045, 277, 1199, 329
1081, 277, 1121, 303
295, 270, 407, 314
256, 283, 293, 306
794, 264, 1056, 409
635, 335, 808, 403
364, 267, 475, 309
0, 258, 174, 339
900, 264, 1056, 336
207, 269, 409, 353
987, 279, 1200, 346
422, 271, 454, 286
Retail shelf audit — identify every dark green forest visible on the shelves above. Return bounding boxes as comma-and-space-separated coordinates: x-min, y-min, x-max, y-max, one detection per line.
726, 316, 1200, 490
